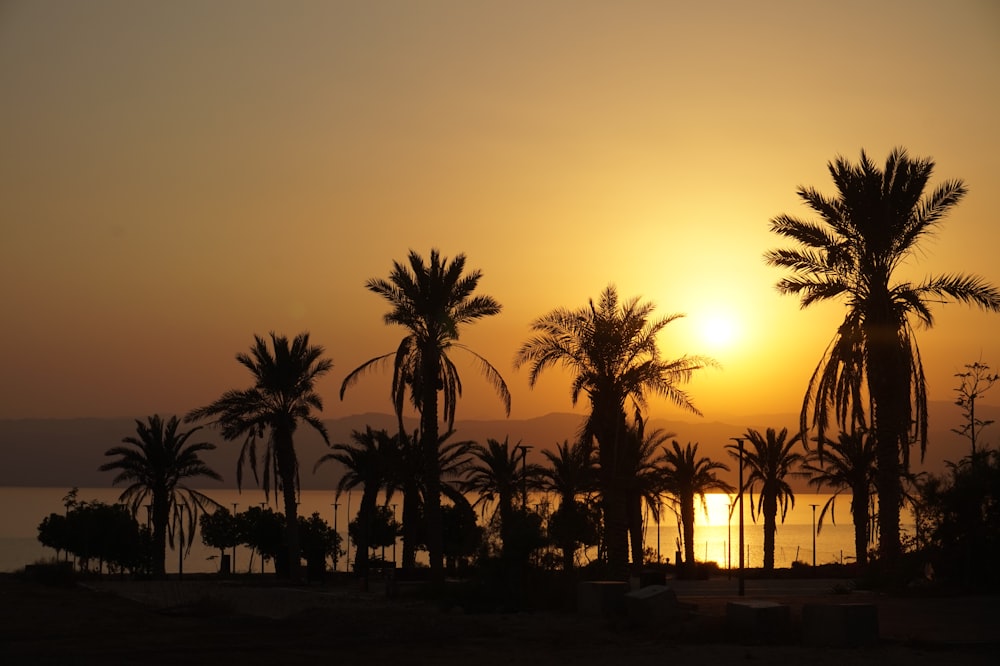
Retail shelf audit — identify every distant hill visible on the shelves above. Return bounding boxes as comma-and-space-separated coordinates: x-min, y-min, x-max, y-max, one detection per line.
1, 402, 995, 491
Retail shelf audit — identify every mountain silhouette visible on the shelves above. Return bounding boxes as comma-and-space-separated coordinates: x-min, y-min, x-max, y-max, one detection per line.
1, 402, 995, 491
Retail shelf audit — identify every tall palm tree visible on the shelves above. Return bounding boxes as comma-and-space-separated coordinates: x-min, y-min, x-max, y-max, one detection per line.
658, 440, 733, 569
540, 438, 599, 571
314, 427, 399, 576
341, 249, 510, 581
100, 414, 222, 578
515, 285, 713, 579
728, 427, 805, 571
765, 148, 1000, 569
802, 429, 876, 566
186, 332, 332, 580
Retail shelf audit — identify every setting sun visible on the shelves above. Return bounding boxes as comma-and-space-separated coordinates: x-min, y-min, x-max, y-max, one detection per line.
699, 311, 739, 350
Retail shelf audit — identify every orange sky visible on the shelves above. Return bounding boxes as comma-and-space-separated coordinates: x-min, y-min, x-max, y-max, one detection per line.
1, 1, 998, 424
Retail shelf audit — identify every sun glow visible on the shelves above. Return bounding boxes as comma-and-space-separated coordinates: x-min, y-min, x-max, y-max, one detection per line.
697, 310, 740, 351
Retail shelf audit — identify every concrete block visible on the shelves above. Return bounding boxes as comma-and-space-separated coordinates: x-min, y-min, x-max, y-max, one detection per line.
577, 580, 629, 617
625, 584, 692, 627
726, 600, 791, 643
802, 603, 879, 647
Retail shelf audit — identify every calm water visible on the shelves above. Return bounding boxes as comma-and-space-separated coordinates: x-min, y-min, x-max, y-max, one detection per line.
1, 487, 910, 574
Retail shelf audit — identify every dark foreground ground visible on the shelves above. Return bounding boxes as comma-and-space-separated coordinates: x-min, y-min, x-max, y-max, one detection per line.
1, 573, 998, 666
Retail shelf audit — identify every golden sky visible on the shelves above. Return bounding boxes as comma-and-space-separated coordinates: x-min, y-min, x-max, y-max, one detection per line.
1, 0, 998, 423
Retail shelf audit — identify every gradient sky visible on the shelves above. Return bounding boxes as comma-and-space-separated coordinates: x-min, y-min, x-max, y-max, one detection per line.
2, 0, 998, 424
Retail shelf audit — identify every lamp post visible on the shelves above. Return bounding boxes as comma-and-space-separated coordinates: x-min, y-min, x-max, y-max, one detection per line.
515, 444, 533, 508
391, 503, 397, 566
811, 504, 818, 567
332, 502, 339, 572
730, 437, 745, 597
346, 491, 352, 573
727, 501, 732, 578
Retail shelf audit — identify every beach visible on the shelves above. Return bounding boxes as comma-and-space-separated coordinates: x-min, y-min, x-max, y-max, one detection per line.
2, 573, 997, 666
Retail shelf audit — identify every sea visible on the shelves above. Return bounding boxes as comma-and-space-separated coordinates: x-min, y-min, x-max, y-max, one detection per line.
0, 487, 910, 574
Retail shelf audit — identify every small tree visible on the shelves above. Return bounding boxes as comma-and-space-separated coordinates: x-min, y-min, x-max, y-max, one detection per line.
200, 508, 240, 570
952, 361, 999, 456
299, 512, 341, 579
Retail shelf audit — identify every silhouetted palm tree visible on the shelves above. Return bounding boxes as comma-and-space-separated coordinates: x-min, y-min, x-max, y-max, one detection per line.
100, 414, 222, 578
623, 420, 674, 567
515, 285, 712, 579
186, 332, 332, 580
341, 250, 510, 581
729, 427, 804, 571
463, 437, 541, 559
658, 440, 733, 569
540, 438, 599, 571
803, 429, 876, 566
766, 148, 1000, 568
314, 427, 399, 576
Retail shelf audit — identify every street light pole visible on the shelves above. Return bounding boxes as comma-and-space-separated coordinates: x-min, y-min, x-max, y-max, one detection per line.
730, 437, 745, 597
811, 503, 818, 567
231, 502, 239, 574
515, 444, 532, 509
391, 503, 397, 566
332, 502, 339, 572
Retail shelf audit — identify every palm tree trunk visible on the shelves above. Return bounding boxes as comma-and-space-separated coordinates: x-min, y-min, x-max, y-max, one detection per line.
152, 496, 168, 579
851, 486, 869, 567
867, 325, 907, 575
275, 428, 301, 582
421, 348, 444, 585
763, 493, 777, 571
681, 492, 696, 568
401, 486, 419, 569
355, 489, 378, 576
627, 491, 645, 568
602, 483, 630, 580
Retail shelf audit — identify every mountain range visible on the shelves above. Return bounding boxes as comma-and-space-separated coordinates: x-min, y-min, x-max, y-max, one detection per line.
1, 401, 995, 492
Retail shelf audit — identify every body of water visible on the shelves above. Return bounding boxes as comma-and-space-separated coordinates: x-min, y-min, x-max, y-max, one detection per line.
1, 487, 908, 574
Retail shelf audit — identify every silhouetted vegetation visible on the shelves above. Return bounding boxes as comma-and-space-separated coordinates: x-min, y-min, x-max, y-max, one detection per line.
99, 415, 221, 578
766, 148, 1000, 574
340, 249, 510, 585
37, 490, 151, 575
187, 332, 333, 581
515, 285, 714, 579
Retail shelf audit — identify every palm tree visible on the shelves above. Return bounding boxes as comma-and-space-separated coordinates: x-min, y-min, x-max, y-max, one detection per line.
802, 429, 876, 566
515, 285, 713, 579
540, 438, 599, 571
728, 427, 804, 571
100, 414, 222, 578
622, 419, 674, 567
658, 440, 733, 570
340, 249, 510, 581
765, 148, 1000, 569
314, 427, 399, 576
463, 437, 542, 559
186, 332, 332, 580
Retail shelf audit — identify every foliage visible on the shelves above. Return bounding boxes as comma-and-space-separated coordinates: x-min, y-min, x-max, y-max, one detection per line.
347, 504, 400, 559
515, 284, 713, 579
187, 331, 333, 581
765, 148, 1000, 570
199, 507, 240, 555
802, 429, 876, 566
341, 250, 510, 582
38, 496, 151, 575
951, 360, 998, 456
729, 428, 804, 571
442, 501, 483, 570
657, 440, 733, 570
916, 449, 1000, 589
299, 511, 341, 578
99, 414, 221, 578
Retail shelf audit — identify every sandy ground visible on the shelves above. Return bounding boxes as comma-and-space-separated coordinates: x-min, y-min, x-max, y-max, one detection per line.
1, 573, 997, 666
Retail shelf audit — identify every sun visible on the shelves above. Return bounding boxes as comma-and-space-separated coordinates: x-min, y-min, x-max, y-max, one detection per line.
698, 310, 740, 351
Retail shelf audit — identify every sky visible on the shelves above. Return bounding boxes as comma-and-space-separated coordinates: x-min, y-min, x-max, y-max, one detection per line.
2, 0, 999, 425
